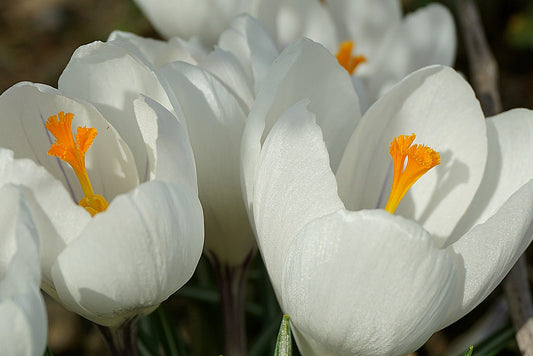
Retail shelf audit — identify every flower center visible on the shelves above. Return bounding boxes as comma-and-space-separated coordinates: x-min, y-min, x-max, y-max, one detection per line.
335, 41, 367, 75
384, 134, 440, 214
45, 111, 109, 216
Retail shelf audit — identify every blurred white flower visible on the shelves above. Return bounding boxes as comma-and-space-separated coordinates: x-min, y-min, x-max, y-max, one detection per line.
0, 74, 203, 326
0, 184, 47, 356
132, 0, 455, 109
243, 39, 533, 355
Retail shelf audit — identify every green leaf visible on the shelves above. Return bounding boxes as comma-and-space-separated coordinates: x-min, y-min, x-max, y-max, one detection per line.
472, 324, 515, 356
461, 345, 474, 356
43, 346, 54, 356
137, 305, 190, 356
273, 314, 292, 356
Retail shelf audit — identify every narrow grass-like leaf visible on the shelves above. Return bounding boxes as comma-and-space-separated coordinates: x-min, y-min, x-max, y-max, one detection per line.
461, 345, 474, 356
137, 305, 190, 356
274, 315, 292, 356
472, 324, 515, 356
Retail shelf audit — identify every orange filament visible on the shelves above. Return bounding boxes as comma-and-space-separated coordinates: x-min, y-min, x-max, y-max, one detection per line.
384, 134, 440, 214
46, 112, 108, 216
335, 41, 367, 75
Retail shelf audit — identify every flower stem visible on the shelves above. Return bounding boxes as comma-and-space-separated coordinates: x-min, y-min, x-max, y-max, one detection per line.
98, 318, 139, 356
208, 250, 254, 356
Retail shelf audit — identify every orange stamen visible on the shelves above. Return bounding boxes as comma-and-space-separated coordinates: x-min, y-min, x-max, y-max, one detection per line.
46, 112, 108, 216
335, 41, 367, 75
384, 134, 440, 214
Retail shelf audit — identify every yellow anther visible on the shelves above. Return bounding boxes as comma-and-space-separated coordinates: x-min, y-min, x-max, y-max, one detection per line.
335, 41, 367, 75
46, 112, 109, 216
384, 134, 440, 214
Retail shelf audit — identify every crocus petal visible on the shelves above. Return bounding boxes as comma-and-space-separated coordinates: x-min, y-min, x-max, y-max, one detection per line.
282, 209, 456, 356
362, 4, 456, 100
253, 101, 344, 290
440, 110, 533, 327
132, 0, 251, 45
0, 149, 88, 292
0, 82, 139, 202
157, 61, 253, 264
58, 41, 172, 180
51, 180, 203, 327
0, 185, 47, 356
276, 0, 338, 52
242, 38, 361, 211
133, 96, 198, 193
442, 180, 533, 328
199, 47, 254, 112
217, 14, 279, 95
337, 66, 486, 246
324, 0, 402, 59
452, 109, 533, 238
108, 30, 200, 67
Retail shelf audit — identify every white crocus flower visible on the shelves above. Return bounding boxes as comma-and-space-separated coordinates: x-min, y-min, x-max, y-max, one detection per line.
62, 15, 278, 268
0, 184, 47, 356
242, 39, 533, 355
0, 80, 204, 328
132, 0, 455, 110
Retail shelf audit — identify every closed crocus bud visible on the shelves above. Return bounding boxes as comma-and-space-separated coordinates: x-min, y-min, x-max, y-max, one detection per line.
0, 79, 203, 333
243, 39, 533, 356
0, 184, 47, 356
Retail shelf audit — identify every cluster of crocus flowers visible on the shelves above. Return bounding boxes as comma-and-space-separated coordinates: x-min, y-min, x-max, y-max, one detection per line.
241, 38, 533, 355
1, 2, 533, 355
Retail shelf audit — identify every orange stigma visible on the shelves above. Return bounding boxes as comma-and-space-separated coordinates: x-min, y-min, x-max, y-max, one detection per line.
46, 111, 108, 216
335, 41, 367, 75
384, 134, 440, 214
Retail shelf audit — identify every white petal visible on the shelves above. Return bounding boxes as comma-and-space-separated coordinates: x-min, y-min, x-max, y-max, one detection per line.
281, 0, 338, 51
158, 61, 253, 264
0, 82, 139, 202
217, 14, 279, 95
442, 179, 533, 328
133, 96, 198, 193
282, 209, 456, 356
362, 4, 456, 100
253, 102, 344, 289
242, 38, 361, 211
337, 66, 486, 245
52, 180, 203, 326
324, 0, 402, 59
58, 41, 172, 180
132, 0, 251, 44
0, 185, 47, 356
199, 47, 254, 112
452, 109, 533, 238
0, 148, 89, 291
108, 30, 198, 67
